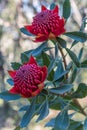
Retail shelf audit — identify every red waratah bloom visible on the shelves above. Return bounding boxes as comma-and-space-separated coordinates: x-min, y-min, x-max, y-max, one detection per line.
24, 5, 65, 42
8, 56, 47, 98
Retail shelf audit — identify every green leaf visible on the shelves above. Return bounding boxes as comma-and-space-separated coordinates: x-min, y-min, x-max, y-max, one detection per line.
70, 102, 81, 112
78, 47, 84, 61
36, 98, 49, 122
47, 57, 55, 81
49, 97, 61, 110
66, 48, 80, 67
72, 83, 87, 98
19, 103, 46, 113
14, 126, 21, 130
49, 84, 73, 94
63, 0, 71, 20
54, 60, 64, 81
68, 112, 76, 119
19, 105, 30, 112
71, 40, 79, 48
69, 18, 87, 48
21, 53, 29, 64
40, 89, 48, 97
64, 31, 87, 42
43, 47, 54, 52
80, 60, 87, 68
66, 61, 73, 70
84, 118, 87, 130
20, 98, 36, 128
24, 49, 33, 57
71, 22, 87, 48
42, 52, 50, 67
50, 3, 56, 10
35, 55, 43, 66
54, 109, 70, 130
47, 69, 54, 81
56, 37, 66, 48
53, 60, 71, 83
48, 57, 57, 75
54, 70, 69, 82
70, 65, 78, 83
47, 43, 58, 81
68, 120, 82, 130
0, 91, 21, 101
57, 97, 69, 109
11, 62, 22, 70
45, 118, 55, 127
20, 27, 34, 36
77, 125, 84, 130
7, 78, 14, 86
24, 42, 47, 57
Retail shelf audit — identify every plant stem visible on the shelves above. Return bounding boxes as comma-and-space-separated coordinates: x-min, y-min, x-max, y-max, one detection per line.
53, 39, 86, 116
73, 99, 87, 116
49, 91, 87, 116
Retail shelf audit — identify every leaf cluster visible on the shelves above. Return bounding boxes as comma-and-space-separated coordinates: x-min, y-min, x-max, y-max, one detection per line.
0, 1, 87, 130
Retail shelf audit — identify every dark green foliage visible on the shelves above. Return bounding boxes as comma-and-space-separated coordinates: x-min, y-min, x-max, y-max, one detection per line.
64, 31, 87, 42
47, 58, 55, 80
72, 83, 87, 98
1, 2, 87, 130
20, 27, 34, 36
83, 118, 87, 130
80, 60, 87, 68
63, 0, 71, 20
14, 126, 21, 130
45, 118, 55, 127
42, 52, 50, 67
54, 60, 66, 81
66, 48, 80, 67
68, 120, 83, 130
49, 84, 73, 95
49, 98, 61, 110
50, 3, 56, 10
19, 105, 30, 112
20, 98, 36, 128
56, 37, 66, 48
48, 56, 57, 75
78, 47, 84, 61
36, 98, 49, 122
54, 109, 70, 130
7, 78, 14, 86
70, 65, 78, 83
21, 53, 29, 64
11, 62, 22, 70
0, 91, 21, 101
24, 42, 47, 57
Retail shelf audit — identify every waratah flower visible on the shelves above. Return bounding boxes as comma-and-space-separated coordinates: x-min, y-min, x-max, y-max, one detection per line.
8, 56, 47, 98
24, 5, 65, 42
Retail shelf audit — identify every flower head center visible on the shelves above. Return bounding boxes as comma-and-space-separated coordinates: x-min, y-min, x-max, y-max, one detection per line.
32, 9, 62, 36
24, 5, 65, 42
33, 10, 51, 24
14, 64, 41, 90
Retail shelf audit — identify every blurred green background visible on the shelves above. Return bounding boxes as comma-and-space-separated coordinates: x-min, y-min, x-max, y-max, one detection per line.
0, 0, 87, 130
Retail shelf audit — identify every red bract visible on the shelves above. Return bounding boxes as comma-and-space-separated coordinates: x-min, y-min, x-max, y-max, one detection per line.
25, 5, 65, 42
8, 56, 47, 98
